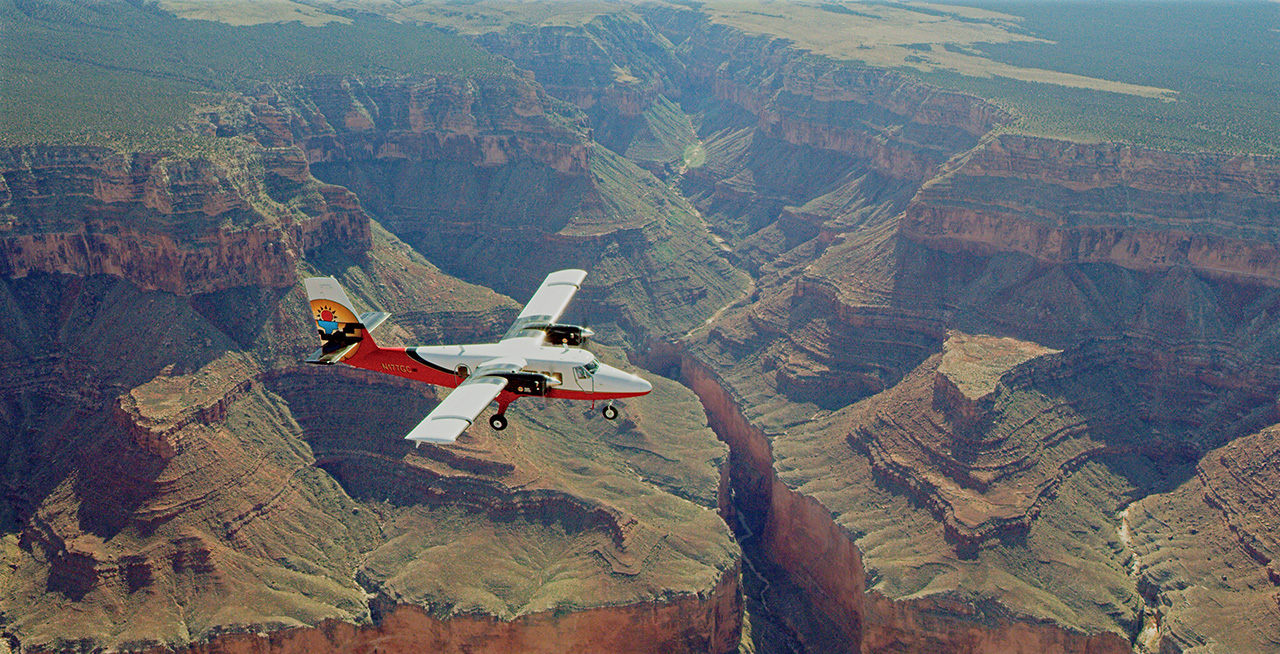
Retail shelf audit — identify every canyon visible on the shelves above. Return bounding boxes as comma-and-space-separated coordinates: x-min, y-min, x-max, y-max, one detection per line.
3, 2, 1280, 653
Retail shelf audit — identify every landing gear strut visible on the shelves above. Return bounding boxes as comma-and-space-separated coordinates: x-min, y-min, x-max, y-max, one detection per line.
602, 404, 618, 420
489, 394, 515, 431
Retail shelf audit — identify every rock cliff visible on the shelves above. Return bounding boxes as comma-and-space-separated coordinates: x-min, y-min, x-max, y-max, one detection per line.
903, 135, 1280, 286
0, 70, 744, 651
0, 144, 369, 296
666, 346, 1132, 654
273, 74, 745, 346
0, 223, 742, 652
1124, 426, 1280, 653
471, 12, 694, 173
9, 3, 1280, 652
642, 14, 1280, 651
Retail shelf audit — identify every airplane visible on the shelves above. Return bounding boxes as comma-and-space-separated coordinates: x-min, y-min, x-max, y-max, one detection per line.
303, 269, 652, 445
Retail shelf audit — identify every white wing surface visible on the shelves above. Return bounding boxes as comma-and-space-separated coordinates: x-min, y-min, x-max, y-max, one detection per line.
502, 269, 587, 341
404, 357, 527, 444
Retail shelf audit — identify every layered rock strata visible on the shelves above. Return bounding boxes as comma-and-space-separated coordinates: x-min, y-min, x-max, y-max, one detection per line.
1125, 426, 1280, 653
1, 240, 742, 652
471, 12, 694, 171
0, 145, 369, 295
903, 134, 1280, 286
272, 74, 745, 345
129, 570, 739, 654
668, 346, 1131, 654
649, 20, 1280, 649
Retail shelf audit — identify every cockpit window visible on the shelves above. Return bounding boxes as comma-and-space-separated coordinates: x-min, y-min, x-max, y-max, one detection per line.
574, 361, 599, 379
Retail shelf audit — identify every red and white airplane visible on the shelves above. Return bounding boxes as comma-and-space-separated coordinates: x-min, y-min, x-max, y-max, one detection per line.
304, 269, 652, 445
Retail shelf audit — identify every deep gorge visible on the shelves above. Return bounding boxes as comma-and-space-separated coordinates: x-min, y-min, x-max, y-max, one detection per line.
3, 4, 1280, 652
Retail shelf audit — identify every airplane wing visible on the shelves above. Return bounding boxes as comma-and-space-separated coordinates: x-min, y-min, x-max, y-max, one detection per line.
502, 269, 588, 341
404, 357, 526, 444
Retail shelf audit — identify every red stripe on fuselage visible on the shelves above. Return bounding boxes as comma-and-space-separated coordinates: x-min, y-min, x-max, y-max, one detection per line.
546, 388, 648, 401
342, 345, 645, 401
345, 345, 461, 388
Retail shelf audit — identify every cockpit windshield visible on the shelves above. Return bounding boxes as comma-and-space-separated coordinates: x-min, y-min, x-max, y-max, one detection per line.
584, 360, 599, 375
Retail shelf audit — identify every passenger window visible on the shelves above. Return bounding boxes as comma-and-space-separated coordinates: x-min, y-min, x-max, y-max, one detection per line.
456, 365, 469, 377
574, 366, 589, 380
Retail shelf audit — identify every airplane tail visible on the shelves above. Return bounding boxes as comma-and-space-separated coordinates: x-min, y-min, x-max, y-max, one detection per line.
303, 277, 389, 364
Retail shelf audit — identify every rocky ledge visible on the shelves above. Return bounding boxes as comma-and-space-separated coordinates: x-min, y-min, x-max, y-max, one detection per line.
0, 144, 369, 295
903, 134, 1280, 286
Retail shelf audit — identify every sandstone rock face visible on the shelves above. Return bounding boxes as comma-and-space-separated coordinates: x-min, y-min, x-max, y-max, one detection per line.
274, 75, 745, 346
472, 13, 686, 130
677, 21, 1008, 182
1125, 426, 1280, 653
672, 349, 1132, 654
0, 227, 741, 652
679, 207, 1280, 653
903, 134, 1280, 286
10, 5, 1280, 653
0, 145, 369, 295
125, 572, 740, 654
649, 16, 1280, 650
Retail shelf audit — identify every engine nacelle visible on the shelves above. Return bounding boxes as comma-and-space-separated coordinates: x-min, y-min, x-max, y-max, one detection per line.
543, 324, 594, 347
500, 371, 562, 396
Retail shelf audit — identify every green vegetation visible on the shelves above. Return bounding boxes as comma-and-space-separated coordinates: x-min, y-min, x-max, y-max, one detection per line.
0, 0, 509, 148
701, 0, 1280, 153
921, 1, 1280, 153
391, 0, 626, 35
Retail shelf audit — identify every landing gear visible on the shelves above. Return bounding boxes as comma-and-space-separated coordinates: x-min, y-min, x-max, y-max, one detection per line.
489, 395, 515, 432
602, 404, 619, 420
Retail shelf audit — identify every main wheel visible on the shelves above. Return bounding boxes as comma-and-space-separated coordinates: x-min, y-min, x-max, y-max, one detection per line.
489, 414, 508, 431
602, 405, 619, 420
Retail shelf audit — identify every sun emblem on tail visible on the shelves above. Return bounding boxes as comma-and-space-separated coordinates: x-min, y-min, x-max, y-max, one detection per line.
316, 303, 340, 335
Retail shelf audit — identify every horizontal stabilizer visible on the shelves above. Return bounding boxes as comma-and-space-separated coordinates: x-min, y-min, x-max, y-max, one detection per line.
305, 342, 359, 365
358, 311, 390, 333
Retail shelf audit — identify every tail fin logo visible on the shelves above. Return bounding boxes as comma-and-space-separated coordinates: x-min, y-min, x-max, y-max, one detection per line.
316, 304, 341, 335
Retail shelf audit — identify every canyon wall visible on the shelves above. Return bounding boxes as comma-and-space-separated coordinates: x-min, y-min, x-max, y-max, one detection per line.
672, 18, 1009, 181
0, 144, 369, 296
903, 134, 1280, 286
8, 4, 1280, 653
629, 13, 1280, 653
670, 345, 1132, 654
124, 566, 740, 654
0, 71, 744, 652
271, 74, 745, 346
0, 247, 743, 652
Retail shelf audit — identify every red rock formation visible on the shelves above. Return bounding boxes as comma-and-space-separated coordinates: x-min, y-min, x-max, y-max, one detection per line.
675, 347, 1131, 654
290, 75, 590, 175
1126, 426, 1280, 653
679, 23, 1009, 182
0, 145, 370, 295
903, 134, 1280, 286
116, 565, 740, 654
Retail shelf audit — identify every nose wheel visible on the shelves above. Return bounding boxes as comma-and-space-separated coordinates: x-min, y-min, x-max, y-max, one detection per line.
489, 414, 508, 430
602, 404, 618, 420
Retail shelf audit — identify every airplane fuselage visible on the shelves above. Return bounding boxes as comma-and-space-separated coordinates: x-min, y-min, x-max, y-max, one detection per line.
304, 269, 650, 442
337, 338, 650, 402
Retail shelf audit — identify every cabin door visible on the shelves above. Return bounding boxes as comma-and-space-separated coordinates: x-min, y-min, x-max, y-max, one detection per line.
572, 366, 595, 395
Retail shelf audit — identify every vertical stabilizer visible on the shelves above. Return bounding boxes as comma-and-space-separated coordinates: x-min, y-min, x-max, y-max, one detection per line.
304, 277, 379, 363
